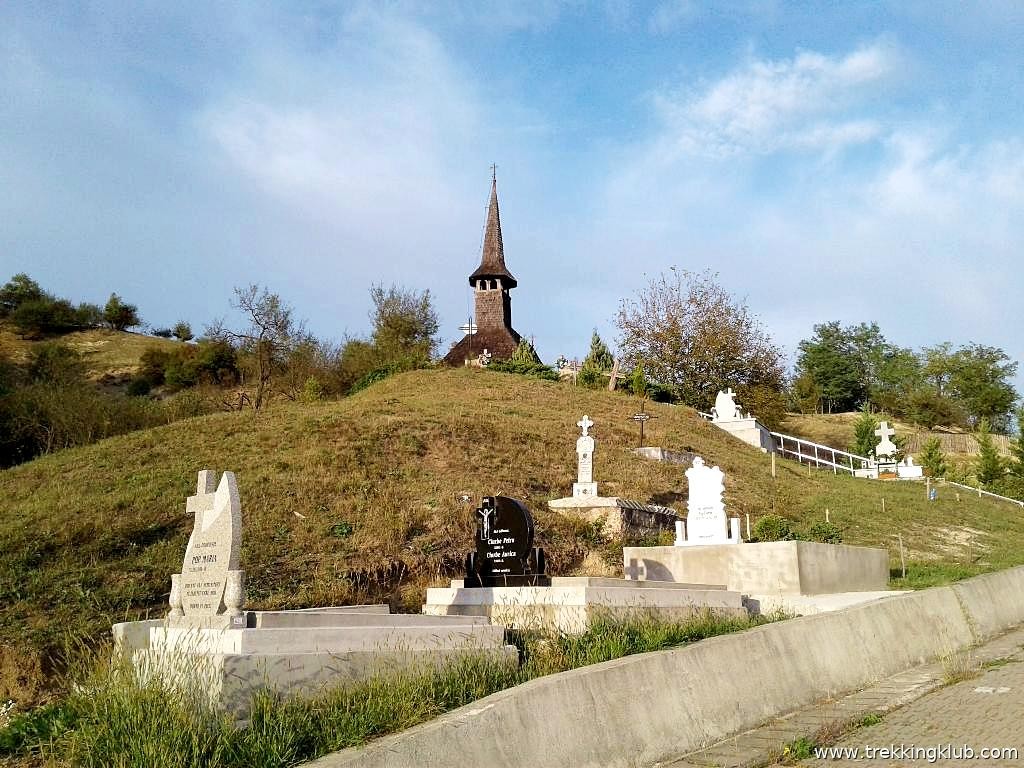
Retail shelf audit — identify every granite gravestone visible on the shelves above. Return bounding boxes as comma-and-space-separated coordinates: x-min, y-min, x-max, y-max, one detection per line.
572, 415, 598, 497
465, 496, 550, 587
168, 470, 245, 628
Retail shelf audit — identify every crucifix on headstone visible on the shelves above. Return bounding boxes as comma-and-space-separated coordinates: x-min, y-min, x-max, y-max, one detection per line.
628, 403, 657, 448
572, 415, 598, 497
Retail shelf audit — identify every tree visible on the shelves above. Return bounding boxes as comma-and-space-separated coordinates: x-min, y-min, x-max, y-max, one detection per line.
103, 294, 141, 331
851, 405, 879, 458
947, 344, 1018, 432
583, 330, 614, 372
617, 269, 785, 410
795, 322, 865, 412
369, 284, 439, 365
207, 285, 302, 410
0, 274, 44, 317
918, 437, 948, 478
1010, 408, 1024, 479
172, 321, 194, 342
975, 418, 1005, 487
511, 338, 541, 365
630, 361, 648, 398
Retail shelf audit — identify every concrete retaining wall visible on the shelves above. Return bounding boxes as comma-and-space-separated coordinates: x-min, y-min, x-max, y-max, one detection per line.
307, 566, 1024, 768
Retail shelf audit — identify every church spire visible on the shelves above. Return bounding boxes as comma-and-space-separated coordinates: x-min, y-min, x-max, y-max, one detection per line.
469, 169, 517, 288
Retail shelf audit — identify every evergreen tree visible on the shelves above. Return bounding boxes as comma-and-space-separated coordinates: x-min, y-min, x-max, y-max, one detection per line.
577, 360, 602, 388
103, 293, 141, 331
918, 437, 948, 478
630, 360, 648, 398
975, 418, 1005, 487
851, 405, 879, 457
511, 338, 541, 365
1010, 408, 1024, 479
583, 330, 614, 371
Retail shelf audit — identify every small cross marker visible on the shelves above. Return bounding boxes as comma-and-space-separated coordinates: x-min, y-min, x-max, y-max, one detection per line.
577, 415, 594, 436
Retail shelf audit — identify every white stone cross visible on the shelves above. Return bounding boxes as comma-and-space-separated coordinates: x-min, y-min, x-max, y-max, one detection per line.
577, 415, 594, 437
874, 420, 898, 459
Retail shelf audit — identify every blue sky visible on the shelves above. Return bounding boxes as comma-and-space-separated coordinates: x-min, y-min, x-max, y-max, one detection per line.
3, 1, 1023, 383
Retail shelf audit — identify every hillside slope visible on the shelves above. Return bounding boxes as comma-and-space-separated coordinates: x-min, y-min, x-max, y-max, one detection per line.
3, 368, 1023, 702
0, 326, 182, 382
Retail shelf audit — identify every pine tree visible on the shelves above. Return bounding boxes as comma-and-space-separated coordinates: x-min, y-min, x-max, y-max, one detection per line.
511, 338, 541, 365
975, 418, 1005, 487
851, 405, 879, 458
583, 330, 614, 372
918, 437, 948, 478
631, 360, 648, 398
1009, 408, 1024, 478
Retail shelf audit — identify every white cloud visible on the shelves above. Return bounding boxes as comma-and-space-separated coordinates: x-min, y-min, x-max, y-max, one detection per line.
654, 43, 898, 157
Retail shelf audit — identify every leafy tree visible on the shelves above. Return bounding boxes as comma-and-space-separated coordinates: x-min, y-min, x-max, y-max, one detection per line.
975, 418, 1005, 487
617, 269, 784, 411
851, 405, 879, 458
907, 387, 965, 429
10, 298, 82, 338
790, 371, 822, 414
103, 294, 141, 331
207, 285, 301, 409
369, 284, 439, 365
918, 437, 948, 478
172, 321, 194, 342
948, 344, 1018, 432
630, 360, 648, 398
795, 322, 866, 412
582, 330, 614, 372
75, 302, 104, 328
511, 338, 541, 365
0, 273, 44, 317
922, 342, 956, 396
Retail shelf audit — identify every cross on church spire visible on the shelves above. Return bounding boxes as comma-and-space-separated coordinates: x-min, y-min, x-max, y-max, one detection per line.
491, 163, 497, 183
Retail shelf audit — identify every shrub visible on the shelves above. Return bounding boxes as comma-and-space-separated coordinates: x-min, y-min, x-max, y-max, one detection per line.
152, 328, 174, 339
301, 376, 323, 403
126, 378, 152, 397
805, 520, 843, 544
751, 514, 796, 542
28, 343, 86, 386
488, 359, 559, 381
576, 360, 603, 388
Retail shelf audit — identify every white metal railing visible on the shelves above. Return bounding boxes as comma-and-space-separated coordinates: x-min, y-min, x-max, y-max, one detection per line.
769, 431, 872, 475
697, 411, 713, 421
939, 479, 1024, 508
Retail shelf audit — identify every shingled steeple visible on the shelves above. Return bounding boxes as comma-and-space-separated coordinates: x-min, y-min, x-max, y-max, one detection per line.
443, 170, 525, 366
468, 175, 517, 289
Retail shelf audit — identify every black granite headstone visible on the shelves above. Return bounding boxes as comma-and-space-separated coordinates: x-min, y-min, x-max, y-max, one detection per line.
464, 496, 550, 587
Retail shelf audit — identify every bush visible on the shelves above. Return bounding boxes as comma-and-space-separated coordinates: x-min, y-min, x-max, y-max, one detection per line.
487, 359, 559, 381
151, 328, 173, 339
28, 343, 86, 386
751, 514, 796, 542
126, 378, 151, 397
805, 520, 843, 544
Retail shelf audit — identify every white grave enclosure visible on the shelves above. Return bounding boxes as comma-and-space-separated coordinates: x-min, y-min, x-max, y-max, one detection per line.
674, 457, 741, 546
709, 389, 775, 453
549, 416, 678, 538
114, 470, 517, 716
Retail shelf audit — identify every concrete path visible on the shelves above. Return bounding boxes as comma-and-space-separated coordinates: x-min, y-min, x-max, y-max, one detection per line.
659, 626, 1024, 768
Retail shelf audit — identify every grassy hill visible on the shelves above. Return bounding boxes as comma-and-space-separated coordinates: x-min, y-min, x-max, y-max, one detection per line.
3, 368, 1024, 704
0, 326, 182, 382
780, 411, 1013, 458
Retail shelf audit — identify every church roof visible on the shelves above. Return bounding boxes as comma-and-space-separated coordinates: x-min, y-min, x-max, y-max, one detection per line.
468, 177, 518, 288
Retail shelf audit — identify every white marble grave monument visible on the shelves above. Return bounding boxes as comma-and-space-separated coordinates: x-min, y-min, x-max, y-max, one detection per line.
874, 421, 898, 460
549, 416, 678, 537
674, 457, 741, 546
114, 469, 516, 716
572, 415, 598, 497
709, 389, 776, 453
169, 470, 245, 629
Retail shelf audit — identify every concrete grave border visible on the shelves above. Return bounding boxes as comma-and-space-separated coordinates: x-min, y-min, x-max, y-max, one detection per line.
306, 566, 1024, 768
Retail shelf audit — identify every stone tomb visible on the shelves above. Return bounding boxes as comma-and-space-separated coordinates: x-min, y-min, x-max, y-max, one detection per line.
548, 415, 678, 538
623, 460, 895, 610
114, 470, 516, 716
709, 388, 776, 453
424, 495, 745, 633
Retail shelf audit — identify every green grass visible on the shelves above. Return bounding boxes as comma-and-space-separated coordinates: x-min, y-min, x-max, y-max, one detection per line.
0, 610, 769, 768
2, 368, 1023, 703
